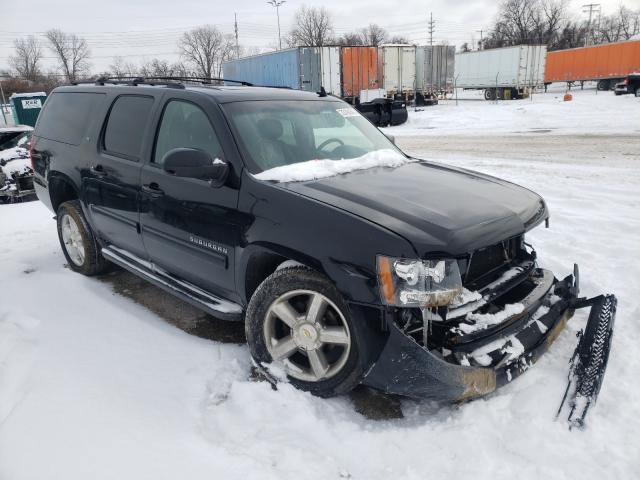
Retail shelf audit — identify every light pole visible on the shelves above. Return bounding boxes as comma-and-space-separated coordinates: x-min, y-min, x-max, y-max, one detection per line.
267, 0, 285, 50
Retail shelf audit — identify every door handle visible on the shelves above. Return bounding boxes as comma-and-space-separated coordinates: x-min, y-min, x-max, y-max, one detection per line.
91, 164, 107, 176
142, 183, 165, 197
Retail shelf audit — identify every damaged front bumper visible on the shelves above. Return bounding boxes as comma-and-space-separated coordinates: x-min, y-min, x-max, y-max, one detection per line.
363, 264, 615, 410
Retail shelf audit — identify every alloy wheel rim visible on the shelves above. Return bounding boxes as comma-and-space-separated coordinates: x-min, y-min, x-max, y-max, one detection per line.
264, 289, 351, 382
61, 214, 86, 266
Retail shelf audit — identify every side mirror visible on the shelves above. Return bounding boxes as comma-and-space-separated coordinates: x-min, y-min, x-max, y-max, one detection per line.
383, 132, 396, 145
162, 148, 229, 187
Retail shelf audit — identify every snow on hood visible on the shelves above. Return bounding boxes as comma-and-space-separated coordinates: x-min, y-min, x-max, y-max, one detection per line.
0, 146, 31, 176
254, 149, 413, 183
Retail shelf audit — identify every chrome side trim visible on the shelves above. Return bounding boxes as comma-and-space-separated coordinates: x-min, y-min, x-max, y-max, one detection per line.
102, 245, 243, 320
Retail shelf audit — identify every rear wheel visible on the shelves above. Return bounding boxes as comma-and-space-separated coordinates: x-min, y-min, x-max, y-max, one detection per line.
57, 200, 109, 276
484, 89, 496, 101
245, 266, 363, 397
635, 88, 640, 97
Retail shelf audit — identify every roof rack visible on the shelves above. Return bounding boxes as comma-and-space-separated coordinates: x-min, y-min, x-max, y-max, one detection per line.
71, 76, 254, 88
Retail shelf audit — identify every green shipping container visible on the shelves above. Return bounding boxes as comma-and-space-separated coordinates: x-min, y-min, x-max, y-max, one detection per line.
10, 92, 47, 127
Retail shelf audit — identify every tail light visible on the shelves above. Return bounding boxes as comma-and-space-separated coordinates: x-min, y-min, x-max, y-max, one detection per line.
622, 78, 629, 86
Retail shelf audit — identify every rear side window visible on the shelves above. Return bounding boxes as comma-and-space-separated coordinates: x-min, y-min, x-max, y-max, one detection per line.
103, 95, 154, 160
35, 92, 105, 145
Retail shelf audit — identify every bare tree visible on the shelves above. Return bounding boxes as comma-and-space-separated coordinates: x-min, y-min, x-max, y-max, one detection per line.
484, 0, 570, 50
336, 32, 364, 46
109, 56, 138, 77
45, 29, 91, 82
9, 36, 43, 81
289, 6, 334, 47
360, 24, 387, 46
178, 26, 235, 79
595, 6, 640, 43
388, 34, 410, 44
140, 59, 176, 77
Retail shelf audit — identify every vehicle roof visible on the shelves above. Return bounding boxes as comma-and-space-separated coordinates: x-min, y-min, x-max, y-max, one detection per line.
53, 84, 341, 104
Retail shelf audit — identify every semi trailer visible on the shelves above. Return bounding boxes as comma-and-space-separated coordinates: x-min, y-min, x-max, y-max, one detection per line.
454, 45, 547, 100
544, 39, 640, 91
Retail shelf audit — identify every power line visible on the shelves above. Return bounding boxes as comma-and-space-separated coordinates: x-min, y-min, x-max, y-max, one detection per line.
428, 12, 435, 46
582, 3, 601, 47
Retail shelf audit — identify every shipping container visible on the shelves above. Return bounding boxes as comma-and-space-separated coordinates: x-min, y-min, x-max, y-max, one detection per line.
415, 45, 456, 94
455, 45, 547, 100
379, 45, 416, 97
223, 47, 342, 95
340, 46, 380, 99
222, 48, 301, 90
544, 40, 640, 90
222, 46, 407, 126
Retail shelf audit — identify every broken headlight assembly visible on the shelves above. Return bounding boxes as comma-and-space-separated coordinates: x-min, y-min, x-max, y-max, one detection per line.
377, 256, 463, 307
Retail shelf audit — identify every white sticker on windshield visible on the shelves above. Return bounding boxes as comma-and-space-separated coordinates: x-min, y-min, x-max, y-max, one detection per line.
336, 107, 360, 118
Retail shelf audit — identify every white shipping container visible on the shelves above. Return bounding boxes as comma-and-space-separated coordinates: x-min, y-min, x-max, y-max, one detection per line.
320, 46, 341, 97
380, 45, 416, 95
454, 45, 547, 89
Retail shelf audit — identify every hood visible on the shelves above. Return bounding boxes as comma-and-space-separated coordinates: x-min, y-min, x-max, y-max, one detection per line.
281, 160, 547, 256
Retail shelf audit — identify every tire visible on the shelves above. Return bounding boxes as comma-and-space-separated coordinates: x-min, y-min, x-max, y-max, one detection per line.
245, 266, 363, 397
596, 80, 608, 91
56, 200, 109, 276
484, 89, 495, 101
635, 88, 640, 98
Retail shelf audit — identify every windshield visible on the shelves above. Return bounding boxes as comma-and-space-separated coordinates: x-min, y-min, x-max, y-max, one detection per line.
0, 132, 31, 151
222, 100, 401, 174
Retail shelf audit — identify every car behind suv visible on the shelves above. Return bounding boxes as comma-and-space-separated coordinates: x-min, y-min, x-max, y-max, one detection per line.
614, 74, 640, 96
30, 78, 615, 422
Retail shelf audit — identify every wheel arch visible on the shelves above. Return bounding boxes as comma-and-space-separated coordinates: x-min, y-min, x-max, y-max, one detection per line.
239, 243, 326, 306
48, 171, 80, 213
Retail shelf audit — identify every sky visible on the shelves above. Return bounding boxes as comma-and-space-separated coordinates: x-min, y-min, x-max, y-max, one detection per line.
0, 0, 638, 74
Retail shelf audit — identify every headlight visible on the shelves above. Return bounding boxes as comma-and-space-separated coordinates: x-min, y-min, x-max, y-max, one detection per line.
377, 255, 463, 307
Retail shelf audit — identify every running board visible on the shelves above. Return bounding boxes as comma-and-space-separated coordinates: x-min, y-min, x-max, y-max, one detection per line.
101, 246, 244, 321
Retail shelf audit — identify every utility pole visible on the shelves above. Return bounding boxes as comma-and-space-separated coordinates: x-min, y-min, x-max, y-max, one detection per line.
476, 29, 484, 50
582, 3, 601, 47
267, 0, 286, 50
234, 13, 240, 59
428, 12, 435, 47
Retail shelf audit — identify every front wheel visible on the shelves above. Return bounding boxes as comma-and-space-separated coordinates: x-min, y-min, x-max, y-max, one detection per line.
57, 200, 109, 276
245, 266, 363, 397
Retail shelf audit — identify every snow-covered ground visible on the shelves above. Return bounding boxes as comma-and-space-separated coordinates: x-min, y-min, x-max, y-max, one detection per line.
1, 89, 639, 479
385, 86, 640, 137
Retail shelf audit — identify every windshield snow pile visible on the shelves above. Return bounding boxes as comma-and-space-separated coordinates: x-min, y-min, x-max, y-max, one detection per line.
254, 149, 413, 183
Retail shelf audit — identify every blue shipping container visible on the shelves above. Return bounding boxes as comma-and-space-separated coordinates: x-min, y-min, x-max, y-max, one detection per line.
223, 48, 301, 89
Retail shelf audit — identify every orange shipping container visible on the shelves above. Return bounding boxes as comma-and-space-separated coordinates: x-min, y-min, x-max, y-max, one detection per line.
545, 40, 640, 83
340, 46, 380, 99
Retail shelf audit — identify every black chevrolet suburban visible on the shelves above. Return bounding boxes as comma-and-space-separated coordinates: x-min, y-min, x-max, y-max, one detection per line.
31, 78, 615, 425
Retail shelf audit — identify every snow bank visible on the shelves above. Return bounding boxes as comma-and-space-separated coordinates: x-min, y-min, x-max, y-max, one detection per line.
385, 86, 640, 137
254, 149, 412, 182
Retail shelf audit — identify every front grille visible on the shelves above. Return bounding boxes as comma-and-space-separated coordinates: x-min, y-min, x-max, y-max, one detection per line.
16, 175, 34, 192
464, 236, 521, 288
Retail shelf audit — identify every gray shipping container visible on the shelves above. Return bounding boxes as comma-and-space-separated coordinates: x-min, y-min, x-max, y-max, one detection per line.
415, 45, 455, 94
